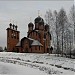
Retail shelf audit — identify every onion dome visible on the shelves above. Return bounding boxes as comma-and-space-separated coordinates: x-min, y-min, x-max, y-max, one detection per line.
28, 22, 34, 27
15, 25, 18, 30
9, 23, 12, 28
34, 16, 44, 24
9, 23, 12, 26
13, 24, 15, 29
45, 24, 49, 31
45, 24, 49, 28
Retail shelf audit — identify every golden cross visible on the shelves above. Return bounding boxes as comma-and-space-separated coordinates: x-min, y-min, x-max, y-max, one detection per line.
38, 10, 40, 16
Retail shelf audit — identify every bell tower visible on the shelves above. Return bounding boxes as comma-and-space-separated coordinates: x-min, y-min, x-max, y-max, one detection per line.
6, 23, 20, 52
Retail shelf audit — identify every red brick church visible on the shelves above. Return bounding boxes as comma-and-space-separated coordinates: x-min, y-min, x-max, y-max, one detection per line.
6, 16, 52, 53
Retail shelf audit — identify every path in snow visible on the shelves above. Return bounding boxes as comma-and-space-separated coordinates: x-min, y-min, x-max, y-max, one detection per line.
0, 52, 75, 75
0, 62, 47, 75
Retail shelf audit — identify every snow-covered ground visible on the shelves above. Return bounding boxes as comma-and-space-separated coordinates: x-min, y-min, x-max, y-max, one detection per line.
0, 52, 75, 75
0, 62, 47, 75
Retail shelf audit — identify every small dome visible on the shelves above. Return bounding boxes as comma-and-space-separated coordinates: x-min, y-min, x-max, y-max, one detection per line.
45, 24, 49, 31
34, 16, 44, 24
9, 23, 12, 26
28, 22, 34, 27
45, 24, 49, 28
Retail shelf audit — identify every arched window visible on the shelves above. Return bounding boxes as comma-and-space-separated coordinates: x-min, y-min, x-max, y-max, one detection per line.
39, 46, 40, 50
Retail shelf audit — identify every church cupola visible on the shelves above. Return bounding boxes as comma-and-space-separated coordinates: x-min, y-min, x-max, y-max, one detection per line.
45, 24, 49, 31
13, 24, 15, 29
28, 22, 34, 32
6, 23, 20, 52
9, 23, 18, 31
9, 23, 12, 29
34, 16, 44, 24
15, 25, 18, 30
34, 16, 44, 30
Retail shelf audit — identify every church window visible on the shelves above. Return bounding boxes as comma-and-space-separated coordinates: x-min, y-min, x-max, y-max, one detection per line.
11, 30, 13, 38
14, 33, 16, 39
39, 46, 40, 50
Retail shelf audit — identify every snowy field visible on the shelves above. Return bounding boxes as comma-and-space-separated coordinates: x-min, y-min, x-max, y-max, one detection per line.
0, 52, 75, 75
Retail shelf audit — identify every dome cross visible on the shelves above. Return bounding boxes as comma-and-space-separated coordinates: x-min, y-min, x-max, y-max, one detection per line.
38, 10, 40, 16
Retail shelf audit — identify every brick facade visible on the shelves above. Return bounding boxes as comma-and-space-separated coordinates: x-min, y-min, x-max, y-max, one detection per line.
6, 23, 20, 52
6, 16, 52, 53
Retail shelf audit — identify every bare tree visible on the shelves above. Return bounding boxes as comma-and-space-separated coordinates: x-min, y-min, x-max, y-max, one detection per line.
45, 7, 73, 57
45, 10, 56, 53
57, 8, 68, 57
69, 5, 75, 45
53, 10, 60, 56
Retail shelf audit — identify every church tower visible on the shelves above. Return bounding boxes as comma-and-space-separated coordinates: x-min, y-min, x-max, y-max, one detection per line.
28, 22, 34, 33
6, 23, 20, 52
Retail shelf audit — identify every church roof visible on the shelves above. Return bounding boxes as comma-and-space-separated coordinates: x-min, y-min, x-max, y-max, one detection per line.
27, 38, 34, 40
31, 40, 43, 46
34, 16, 44, 24
27, 37, 43, 46
16, 41, 21, 47
19, 37, 43, 47
28, 22, 34, 27
27, 30, 40, 37
45, 24, 49, 27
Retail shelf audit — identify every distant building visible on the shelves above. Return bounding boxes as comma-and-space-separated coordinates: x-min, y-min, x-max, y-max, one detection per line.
6, 16, 52, 53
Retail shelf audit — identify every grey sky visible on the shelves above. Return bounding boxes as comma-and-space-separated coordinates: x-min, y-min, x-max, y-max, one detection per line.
0, 1, 74, 48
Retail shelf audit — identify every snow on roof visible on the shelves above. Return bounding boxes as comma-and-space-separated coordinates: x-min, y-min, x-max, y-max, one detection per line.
35, 30, 39, 32
16, 37, 43, 47
27, 38, 34, 40
27, 37, 43, 46
16, 41, 21, 47
31, 40, 43, 46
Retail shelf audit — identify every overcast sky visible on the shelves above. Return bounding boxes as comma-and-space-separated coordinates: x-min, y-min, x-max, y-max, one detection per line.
0, 0, 74, 48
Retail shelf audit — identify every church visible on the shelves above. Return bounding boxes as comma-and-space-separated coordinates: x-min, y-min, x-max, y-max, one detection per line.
6, 16, 52, 53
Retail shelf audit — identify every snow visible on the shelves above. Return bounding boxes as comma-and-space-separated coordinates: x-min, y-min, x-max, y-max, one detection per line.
16, 41, 21, 46
0, 62, 47, 75
0, 52, 75, 75
31, 40, 43, 46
